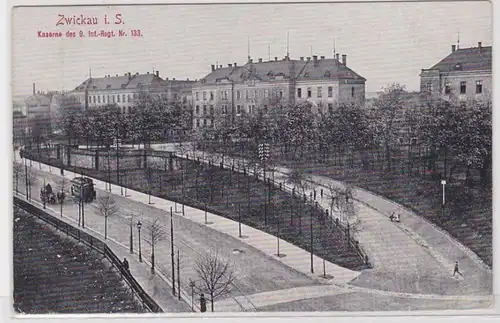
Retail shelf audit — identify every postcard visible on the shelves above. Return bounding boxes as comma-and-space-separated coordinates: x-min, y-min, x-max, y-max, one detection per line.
10, 0, 493, 316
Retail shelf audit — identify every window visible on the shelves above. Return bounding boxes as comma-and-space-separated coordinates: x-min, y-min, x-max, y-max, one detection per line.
476, 80, 483, 94
236, 90, 241, 100
133, 93, 137, 99
351, 87, 355, 97
225, 91, 228, 100
237, 105, 241, 114
253, 90, 258, 99
307, 88, 312, 98
460, 81, 466, 94
245, 90, 249, 100
444, 82, 451, 94
128, 106, 131, 113
297, 88, 302, 98
328, 103, 333, 112
203, 105, 207, 114
278, 89, 283, 99
426, 83, 432, 92
128, 94, 131, 102
317, 87, 322, 98
328, 86, 333, 97
93, 95, 96, 103
264, 89, 268, 98
196, 92, 199, 101
203, 119, 207, 127
196, 119, 200, 128
88, 96, 91, 103
107, 95, 110, 103
203, 92, 207, 100
264, 105, 268, 114
195, 105, 200, 114
122, 94, 126, 102
112, 95, 115, 103
117, 95, 120, 102
210, 92, 214, 100
210, 105, 214, 115
97, 96, 101, 103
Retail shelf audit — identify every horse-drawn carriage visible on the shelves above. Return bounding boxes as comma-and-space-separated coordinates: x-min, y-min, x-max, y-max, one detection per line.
40, 183, 65, 204
70, 177, 97, 203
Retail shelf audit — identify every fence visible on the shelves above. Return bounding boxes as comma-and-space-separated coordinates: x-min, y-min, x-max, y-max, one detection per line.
13, 196, 163, 313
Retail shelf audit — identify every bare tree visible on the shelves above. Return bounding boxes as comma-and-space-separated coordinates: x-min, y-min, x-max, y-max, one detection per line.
25, 168, 37, 200
57, 177, 69, 217
97, 193, 120, 240
13, 161, 24, 195
144, 167, 154, 204
144, 216, 167, 273
195, 251, 236, 312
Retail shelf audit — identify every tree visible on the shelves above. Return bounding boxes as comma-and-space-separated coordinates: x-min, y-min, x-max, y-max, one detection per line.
371, 84, 408, 171
195, 251, 236, 312
13, 161, 24, 195
145, 167, 155, 204
25, 168, 37, 200
97, 193, 119, 240
58, 177, 69, 217
144, 216, 167, 273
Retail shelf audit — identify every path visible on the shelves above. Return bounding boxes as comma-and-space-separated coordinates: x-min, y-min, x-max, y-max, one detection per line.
149, 144, 492, 296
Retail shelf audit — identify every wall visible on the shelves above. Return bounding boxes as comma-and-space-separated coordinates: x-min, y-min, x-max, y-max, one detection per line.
439, 71, 492, 103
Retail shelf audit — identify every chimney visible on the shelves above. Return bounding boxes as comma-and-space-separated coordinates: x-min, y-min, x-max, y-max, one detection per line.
320, 56, 325, 60
307, 57, 311, 61
156, 71, 159, 77
136, 72, 139, 75
166, 77, 169, 81
128, 72, 132, 80
313, 55, 318, 66
274, 57, 278, 61
336, 53, 340, 61
147, 71, 149, 74
32, 83, 35, 95
300, 57, 304, 61
250, 59, 253, 63
228, 63, 232, 68
258, 58, 262, 63
451, 45, 456, 52
234, 62, 237, 67
173, 78, 176, 80
219, 65, 223, 69
478, 42, 482, 52
211, 64, 215, 72
342, 54, 347, 66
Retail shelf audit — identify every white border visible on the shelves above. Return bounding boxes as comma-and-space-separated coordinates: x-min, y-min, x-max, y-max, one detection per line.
2, 0, 499, 322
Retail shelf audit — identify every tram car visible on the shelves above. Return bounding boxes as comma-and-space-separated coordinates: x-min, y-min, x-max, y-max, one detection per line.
70, 177, 97, 203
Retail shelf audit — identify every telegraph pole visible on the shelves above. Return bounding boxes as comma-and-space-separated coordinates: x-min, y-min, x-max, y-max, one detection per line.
170, 207, 176, 296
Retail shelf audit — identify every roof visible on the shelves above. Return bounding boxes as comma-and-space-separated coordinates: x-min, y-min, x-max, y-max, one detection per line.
197, 57, 366, 86
25, 94, 51, 106
73, 73, 166, 91
428, 45, 492, 73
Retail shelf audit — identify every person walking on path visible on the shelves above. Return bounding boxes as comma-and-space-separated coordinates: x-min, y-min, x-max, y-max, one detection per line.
453, 261, 463, 277
123, 257, 130, 272
389, 212, 395, 222
396, 213, 401, 223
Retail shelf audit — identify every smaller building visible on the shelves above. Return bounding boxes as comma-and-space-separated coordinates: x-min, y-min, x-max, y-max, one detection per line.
420, 42, 492, 106
13, 110, 27, 146
24, 86, 52, 139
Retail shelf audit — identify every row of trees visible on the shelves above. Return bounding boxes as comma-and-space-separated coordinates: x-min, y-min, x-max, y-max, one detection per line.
58, 92, 191, 147
197, 84, 492, 185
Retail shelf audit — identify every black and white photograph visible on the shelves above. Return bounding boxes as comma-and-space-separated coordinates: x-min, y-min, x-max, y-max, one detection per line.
9, 1, 493, 315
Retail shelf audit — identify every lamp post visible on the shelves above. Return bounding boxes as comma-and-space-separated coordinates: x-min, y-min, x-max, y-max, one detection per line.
129, 214, 134, 254
310, 205, 314, 274
441, 179, 446, 218
258, 142, 270, 225
42, 178, 46, 209
189, 280, 196, 311
170, 207, 176, 296
137, 220, 142, 262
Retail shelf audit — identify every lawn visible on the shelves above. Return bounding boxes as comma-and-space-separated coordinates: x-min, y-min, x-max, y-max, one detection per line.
213, 143, 492, 267
25, 148, 368, 271
13, 207, 147, 314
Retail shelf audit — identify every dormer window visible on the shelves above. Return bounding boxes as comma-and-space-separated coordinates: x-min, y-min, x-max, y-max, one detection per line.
201, 79, 206, 83
454, 63, 462, 70
324, 71, 331, 77
304, 73, 309, 77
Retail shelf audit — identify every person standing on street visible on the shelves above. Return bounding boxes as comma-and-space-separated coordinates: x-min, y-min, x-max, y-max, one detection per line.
123, 257, 130, 272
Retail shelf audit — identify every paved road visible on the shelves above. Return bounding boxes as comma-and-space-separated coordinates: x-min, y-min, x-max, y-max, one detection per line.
149, 144, 492, 297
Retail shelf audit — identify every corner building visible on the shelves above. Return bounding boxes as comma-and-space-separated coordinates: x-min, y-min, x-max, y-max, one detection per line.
192, 54, 366, 128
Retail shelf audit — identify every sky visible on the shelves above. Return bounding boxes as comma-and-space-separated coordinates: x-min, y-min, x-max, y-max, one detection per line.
11, 1, 492, 97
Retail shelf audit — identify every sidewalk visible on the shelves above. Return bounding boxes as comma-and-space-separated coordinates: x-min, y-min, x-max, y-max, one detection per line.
157, 146, 492, 296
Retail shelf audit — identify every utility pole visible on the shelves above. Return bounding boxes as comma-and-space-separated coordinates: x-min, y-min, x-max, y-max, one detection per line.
170, 207, 176, 296
310, 205, 314, 273
177, 249, 181, 300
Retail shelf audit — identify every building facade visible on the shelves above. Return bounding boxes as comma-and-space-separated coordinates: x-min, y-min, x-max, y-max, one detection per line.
13, 110, 27, 146
419, 42, 492, 106
192, 53, 366, 128
70, 71, 195, 114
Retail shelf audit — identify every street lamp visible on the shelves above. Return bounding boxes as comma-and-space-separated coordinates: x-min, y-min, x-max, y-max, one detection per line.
129, 214, 134, 254
137, 220, 142, 262
441, 179, 446, 218
189, 280, 196, 311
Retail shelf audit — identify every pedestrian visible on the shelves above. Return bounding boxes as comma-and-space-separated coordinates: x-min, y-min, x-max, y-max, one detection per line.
200, 293, 207, 313
123, 257, 130, 272
453, 261, 462, 276
313, 190, 316, 200
389, 212, 395, 222
396, 213, 401, 223
320, 188, 323, 198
